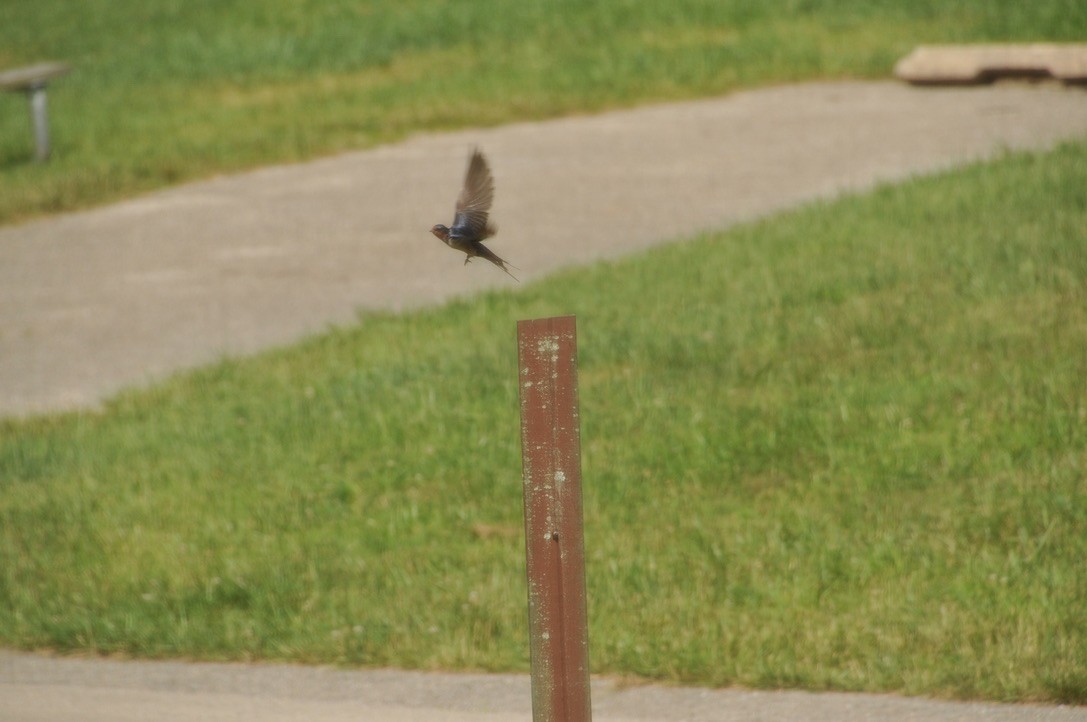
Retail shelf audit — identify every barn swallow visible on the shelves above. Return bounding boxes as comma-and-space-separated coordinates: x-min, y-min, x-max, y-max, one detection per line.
430, 148, 518, 281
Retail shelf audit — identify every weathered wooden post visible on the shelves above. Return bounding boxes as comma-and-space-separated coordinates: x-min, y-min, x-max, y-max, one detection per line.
517, 315, 592, 722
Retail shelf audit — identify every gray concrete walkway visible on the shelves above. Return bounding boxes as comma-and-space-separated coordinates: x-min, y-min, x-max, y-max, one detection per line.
2, 81, 1087, 417
3, 650, 1085, 722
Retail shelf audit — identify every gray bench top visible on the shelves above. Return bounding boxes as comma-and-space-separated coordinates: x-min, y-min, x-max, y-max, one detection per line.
0, 62, 71, 91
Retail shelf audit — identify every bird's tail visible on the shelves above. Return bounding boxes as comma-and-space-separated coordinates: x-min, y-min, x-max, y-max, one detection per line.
476, 244, 519, 282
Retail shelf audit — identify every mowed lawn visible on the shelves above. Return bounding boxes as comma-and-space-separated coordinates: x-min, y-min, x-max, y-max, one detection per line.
2, 0, 1086, 224
2, 139, 1085, 703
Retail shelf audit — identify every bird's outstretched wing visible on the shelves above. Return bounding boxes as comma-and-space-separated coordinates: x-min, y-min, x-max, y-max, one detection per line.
452, 149, 495, 239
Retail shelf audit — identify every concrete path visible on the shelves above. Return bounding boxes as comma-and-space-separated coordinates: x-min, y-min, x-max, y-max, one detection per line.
3, 650, 1085, 722
2, 81, 1087, 417
3, 81, 1087, 720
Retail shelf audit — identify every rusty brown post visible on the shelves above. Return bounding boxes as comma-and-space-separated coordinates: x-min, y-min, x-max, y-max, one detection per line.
517, 315, 592, 722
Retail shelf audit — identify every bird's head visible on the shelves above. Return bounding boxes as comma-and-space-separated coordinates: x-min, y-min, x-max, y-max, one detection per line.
430, 224, 450, 242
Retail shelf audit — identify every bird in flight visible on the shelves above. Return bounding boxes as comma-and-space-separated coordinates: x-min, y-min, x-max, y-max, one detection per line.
430, 148, 518, 281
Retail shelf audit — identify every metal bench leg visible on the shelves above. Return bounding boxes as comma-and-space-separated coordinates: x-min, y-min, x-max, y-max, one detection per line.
26, 82, 51, 162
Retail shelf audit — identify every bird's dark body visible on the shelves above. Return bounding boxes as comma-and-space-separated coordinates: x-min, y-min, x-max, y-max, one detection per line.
430, 149, 517, 281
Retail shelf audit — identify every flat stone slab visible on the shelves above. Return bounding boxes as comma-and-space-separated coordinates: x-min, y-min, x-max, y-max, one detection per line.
895, 44, 1087, 85
0, 62, 70, 91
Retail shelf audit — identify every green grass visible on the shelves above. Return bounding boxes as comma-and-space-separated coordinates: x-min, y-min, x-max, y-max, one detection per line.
3, 139, 1087, 703
3, 0, 1086, 224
